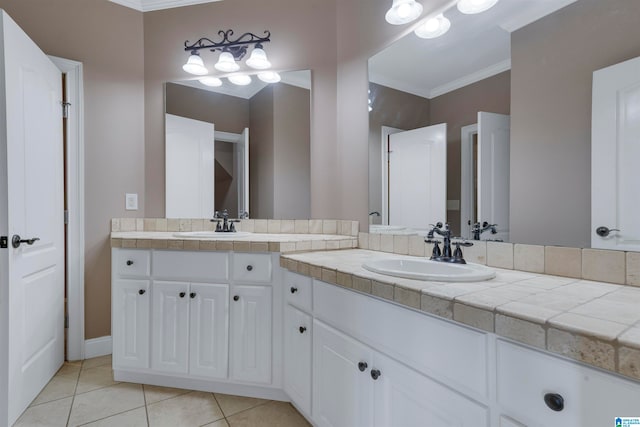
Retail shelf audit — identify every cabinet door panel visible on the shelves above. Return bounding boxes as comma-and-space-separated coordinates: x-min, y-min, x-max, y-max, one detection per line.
313, 320, 373, 427
152, 281, 190, 374
230, 285, 272, 384
189, 283, 229, 379
112, 280, 150, 369
373, 352, 489, 427
284, 304, 312, 414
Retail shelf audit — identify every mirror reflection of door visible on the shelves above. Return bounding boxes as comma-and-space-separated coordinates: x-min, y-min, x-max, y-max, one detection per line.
460, 112, 510, 241
385, 123, 447, 231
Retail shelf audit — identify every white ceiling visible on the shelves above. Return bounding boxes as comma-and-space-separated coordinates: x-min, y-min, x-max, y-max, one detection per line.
109, 0, 222, 12
173, 69, 312, 99
369, 0, 577, 99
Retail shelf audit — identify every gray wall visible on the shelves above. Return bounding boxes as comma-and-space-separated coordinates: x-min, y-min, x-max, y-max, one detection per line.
249, 87, 275, 219
510, 0, 640, 247
273, 83, 311, 219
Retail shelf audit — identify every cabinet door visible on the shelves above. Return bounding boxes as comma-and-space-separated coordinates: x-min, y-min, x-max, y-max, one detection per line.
151, 281, 190, 374
373, 351, 489, 427
284, 304, 312, 415
313, 320, 373, 427
230, 285, 272, 384
112, 279, 150, 369
189, 283, 229, 379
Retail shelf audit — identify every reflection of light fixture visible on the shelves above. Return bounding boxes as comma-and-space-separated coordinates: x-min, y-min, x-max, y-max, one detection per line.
182, 52, 208, 75
228, 74, 252, 86
199, 77, 223, 87
415, 14, 451, 39
183, 29, 272, 75
385, 0, 423, 25
457, 0, 499, 14
368, 89, 373, 112
258, 71, 281, 83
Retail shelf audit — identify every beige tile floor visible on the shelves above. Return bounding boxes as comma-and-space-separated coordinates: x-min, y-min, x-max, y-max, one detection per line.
14, 355, 311, 427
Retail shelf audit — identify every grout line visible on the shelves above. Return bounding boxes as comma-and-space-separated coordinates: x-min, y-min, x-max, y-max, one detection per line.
65, 364, 80, 427
74, 405, 147, 426
142, 384, 150, 427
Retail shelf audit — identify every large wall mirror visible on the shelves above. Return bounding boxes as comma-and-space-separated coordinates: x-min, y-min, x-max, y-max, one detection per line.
165, 70, 311, 219
368, 0, 640, 248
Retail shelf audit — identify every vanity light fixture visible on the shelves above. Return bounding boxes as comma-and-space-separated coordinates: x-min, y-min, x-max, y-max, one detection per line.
385, 0, 423, 25
415, 13, 451, 39
182, 51, 208, 75
183, 29, 272, 76
257, 71, 281, 83
457, 0, 499, 14
228, 74, 252, 86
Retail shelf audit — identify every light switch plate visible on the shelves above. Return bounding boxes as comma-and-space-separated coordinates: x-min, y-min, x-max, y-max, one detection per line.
125, 193, 138, 210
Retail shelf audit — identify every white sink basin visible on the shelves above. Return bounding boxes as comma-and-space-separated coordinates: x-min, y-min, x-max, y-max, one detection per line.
362, 258, 495, 282
173, 231, 253, 239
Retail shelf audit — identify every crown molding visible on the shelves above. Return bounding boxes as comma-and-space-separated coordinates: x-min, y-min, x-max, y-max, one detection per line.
429, 59, 511, 99
110, 0, 222, 12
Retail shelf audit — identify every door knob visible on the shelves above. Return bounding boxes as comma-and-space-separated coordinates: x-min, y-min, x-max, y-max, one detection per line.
233, 295, 239, 301
299, 326, 307, 334
246, 265, 253, 271
179, 292, 186, 298
358, 361, 368, 372
290, 287, 298, 294
11, 235, 40, 248
126, 260, 134, 266
544, 393, 564, 411
190, 292, 196, 299
596, 226, 620, 237
138, 289, 146, 295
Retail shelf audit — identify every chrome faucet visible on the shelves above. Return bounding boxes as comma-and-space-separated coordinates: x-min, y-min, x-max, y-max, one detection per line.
471, 221, 497, 240
425, 222, 473, 264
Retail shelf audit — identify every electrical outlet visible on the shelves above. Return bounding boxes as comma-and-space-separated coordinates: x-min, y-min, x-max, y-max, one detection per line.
125, 193, 138, 211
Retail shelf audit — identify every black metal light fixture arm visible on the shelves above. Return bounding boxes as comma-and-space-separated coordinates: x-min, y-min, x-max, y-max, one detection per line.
184, 29, 271, 60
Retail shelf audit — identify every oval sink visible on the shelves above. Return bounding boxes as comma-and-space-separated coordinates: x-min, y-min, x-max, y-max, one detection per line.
173, 231, 253, 239
362, 258, 495, 282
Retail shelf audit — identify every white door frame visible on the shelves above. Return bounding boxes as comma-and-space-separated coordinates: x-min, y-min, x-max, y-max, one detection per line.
380, 126, 403, 225
50, 56, 85, 361
460, 123, 478, 239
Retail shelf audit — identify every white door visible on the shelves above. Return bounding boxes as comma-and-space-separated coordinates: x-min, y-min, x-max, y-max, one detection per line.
236, 127, 249, 217
478, 112, 510, 241
592, 56, 640, 251
312, 320, 374, 427
112, 280, 150, 370
165, 113, 215, 218
151, 281, 190, 374
189, 283, 229, 379
0, 11, 64, 426
230, 285, 272, 384
284, 304, 312, 415
373, 351, 489, 427
388, 123, 447, 229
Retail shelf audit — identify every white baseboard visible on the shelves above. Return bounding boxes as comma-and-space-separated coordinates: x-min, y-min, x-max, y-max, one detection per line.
84, 336, 112, 359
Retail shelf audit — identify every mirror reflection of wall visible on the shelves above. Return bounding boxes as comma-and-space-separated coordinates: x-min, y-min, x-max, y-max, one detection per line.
165, 70, 311, 219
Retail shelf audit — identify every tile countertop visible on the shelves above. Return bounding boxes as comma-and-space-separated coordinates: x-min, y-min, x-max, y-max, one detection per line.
280, 249, 640, 383
110, 231, 358, 253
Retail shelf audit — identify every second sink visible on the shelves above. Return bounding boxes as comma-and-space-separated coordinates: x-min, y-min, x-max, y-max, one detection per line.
362, 258, 495, 282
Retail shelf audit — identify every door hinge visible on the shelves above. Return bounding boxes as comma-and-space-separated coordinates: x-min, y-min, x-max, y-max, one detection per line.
64, 210, 69, 225
61, 102, 71, 119
0, 236, 7, 248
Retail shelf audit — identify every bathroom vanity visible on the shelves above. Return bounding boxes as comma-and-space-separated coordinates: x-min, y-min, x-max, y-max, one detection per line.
110, 225, 640, 427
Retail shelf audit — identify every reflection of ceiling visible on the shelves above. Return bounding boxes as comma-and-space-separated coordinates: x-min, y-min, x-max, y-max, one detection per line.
109, 0, 222, 12
369, 0, 577, 99
173, 70, 312, 99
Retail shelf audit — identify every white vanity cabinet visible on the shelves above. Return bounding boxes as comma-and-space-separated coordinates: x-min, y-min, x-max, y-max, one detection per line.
309, 279, 489, 427
112, 279, 150, 369
496, 339, 640, 427
283, 271, 313, 415
111, 248, 283, 399
151, 281, 229, 378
